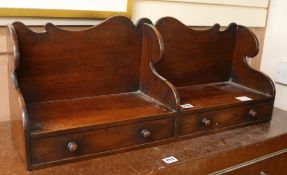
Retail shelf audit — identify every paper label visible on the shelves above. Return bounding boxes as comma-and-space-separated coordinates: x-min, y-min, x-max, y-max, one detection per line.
235, 96, 253, 101
180, 104, 194, 109
162, 156, 178, 164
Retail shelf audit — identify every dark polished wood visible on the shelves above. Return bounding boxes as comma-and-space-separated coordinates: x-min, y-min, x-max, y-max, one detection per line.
7, 16, 276, 170
179, 101, 272, 138
28, 92, 173, 137
231, 26, 275, 96
176, 82, 272, 112
7, 16, 178, 170
217, 151, 287, 175
155, 20, 237, 87
140, 22, 180, 110
30, 117, 174, 166
13, 17, 141, 103
153, 17, 275, 138
7, 20, 31, 169
154, 17, 275, 100
1, 108, 287, 175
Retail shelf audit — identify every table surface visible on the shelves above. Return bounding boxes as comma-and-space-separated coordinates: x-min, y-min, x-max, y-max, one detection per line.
0, 108, 287, 175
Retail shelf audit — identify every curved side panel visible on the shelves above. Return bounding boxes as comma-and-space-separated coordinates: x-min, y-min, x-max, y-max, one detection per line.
7, 24, 31, 170
136, 17, 153, 30
231, 25, 275, 97
140, 23, 180, 111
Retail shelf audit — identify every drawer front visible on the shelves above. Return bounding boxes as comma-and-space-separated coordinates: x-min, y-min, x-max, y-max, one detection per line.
215, 150, 287, 175
179, 102, 272, 136
31, 118, 174, 165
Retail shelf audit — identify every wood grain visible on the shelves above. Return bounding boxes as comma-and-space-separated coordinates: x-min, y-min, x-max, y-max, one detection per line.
7, 22, 31, 169
177, 82, 272, 112
7, 16, 275, 170
28, 92, 174, 137
0, 108, 287, 174
7, 16, 179, 169
13, 16, 142, 103
31, 118, 174, 165
140, 21, 180, 110
155, 17, 237, 87
153, 17, 275, 140
179, 101, 272, 137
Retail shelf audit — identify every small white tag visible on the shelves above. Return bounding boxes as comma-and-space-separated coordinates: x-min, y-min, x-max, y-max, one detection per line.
162, 156, 178, 164
180, 104, 193, 109
235, 96, 253, 101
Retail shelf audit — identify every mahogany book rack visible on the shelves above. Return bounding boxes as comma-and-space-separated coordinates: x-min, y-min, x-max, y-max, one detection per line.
153, 17, 275, 139
7, 16, 275, 170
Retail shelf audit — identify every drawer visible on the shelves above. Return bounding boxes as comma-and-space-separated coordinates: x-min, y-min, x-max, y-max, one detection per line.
213, 150, 287, 175
31, 118, 174, 165
179, 102, 272, 136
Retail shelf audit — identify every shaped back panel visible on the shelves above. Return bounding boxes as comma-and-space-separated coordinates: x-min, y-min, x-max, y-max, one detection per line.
13, 16, 141, 103
155, 17, 237, 87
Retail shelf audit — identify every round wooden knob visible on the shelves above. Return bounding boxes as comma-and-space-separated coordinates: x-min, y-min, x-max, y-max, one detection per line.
249, 109, 257, 118
202, 118, 211, 126
141, 129, 151, 138
260, 171, 269, 175
67, 141, 78, 152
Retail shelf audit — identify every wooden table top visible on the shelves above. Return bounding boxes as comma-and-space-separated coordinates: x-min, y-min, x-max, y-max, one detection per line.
1, 108, 287, 175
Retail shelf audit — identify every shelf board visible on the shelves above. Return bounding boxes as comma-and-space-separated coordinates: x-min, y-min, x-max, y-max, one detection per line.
177, 82, 272, 112
28, 91, 174, 137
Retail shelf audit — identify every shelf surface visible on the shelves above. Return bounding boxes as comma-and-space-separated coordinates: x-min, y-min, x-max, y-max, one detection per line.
28, 92, 174, 136
177, 82, 272, 111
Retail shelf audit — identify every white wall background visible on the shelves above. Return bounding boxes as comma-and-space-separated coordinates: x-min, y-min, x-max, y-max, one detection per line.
132, 0, 268, 27
0, 0, 127, 11
0, 0, 268, 26
261, 0, 287, 110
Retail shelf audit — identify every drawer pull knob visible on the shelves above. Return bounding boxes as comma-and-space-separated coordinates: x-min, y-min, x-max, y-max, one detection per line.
260, 171, 269, 175
202, 118, 211, 126
249, 109, 257, 118
141, 129, 151, 138
67, 141, 78, 152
